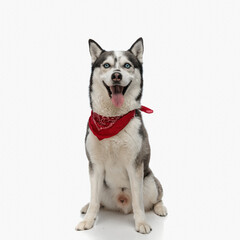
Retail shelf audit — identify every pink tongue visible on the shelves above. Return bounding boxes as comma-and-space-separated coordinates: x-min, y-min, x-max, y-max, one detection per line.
111, 93, 124, 108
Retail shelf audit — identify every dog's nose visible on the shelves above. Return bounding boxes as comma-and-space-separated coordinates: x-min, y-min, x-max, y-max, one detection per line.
111, 72, 122, 82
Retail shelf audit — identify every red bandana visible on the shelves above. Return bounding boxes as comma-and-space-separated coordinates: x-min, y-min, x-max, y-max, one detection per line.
88, 106, 153, 140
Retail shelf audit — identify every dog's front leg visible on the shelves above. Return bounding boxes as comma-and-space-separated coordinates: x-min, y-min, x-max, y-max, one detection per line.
75, 165, 104, 231
127, 163, 152, 234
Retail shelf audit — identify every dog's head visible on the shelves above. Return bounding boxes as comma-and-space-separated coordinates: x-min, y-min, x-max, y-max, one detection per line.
88, 38, 144, 116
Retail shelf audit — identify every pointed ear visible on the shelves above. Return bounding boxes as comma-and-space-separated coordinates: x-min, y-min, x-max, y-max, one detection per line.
129, 38, 144, 63
88, 39, 104, 63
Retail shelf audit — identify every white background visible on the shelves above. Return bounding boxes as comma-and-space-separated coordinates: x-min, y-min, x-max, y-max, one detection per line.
0, 0, 240, 239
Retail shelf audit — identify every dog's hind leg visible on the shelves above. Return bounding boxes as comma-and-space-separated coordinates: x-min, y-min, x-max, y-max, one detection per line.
143, 173, 168, 216
153, 200, 168, 216
152, 176, 168, 216
81, 203, 89, 214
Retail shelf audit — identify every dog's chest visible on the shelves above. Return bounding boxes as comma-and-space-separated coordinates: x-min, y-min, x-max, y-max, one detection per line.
86, 117, 142, 186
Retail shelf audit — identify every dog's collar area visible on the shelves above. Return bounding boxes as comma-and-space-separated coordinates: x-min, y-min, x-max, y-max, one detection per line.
140, 105, 153, 114
88, 106, 153, 140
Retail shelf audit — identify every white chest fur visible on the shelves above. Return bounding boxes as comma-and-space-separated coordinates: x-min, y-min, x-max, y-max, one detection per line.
86, 116, 142, 188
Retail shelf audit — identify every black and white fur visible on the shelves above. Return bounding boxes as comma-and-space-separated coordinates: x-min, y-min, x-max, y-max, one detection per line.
75, 38, 167, 234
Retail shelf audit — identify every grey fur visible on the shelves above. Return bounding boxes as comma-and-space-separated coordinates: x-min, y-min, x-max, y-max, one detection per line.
153, 176, 163, 202
86, 150, 93, 173
134, 110, 151, 177
85, 123, 89, 143
85, 124, 93, 172
135, 109, 163, 201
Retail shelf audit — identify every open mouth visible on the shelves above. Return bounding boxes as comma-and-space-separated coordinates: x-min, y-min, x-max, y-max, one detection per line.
103, 81, 132, 108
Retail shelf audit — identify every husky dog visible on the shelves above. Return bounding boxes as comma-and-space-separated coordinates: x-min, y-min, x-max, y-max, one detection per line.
75, 38, 167, 234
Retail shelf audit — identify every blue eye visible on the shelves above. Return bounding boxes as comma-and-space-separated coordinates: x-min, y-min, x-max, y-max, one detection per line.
103, 63, 110, 68
124, 63, 131, 69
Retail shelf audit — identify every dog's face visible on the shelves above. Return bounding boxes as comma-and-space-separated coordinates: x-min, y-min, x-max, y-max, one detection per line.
88, 38, 144, 116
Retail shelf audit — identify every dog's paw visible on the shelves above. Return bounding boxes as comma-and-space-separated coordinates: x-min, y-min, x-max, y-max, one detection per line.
75, 220, 95, 231
154, 202, 168, 216
81, 203, 89, 214
135, 222, 152, 234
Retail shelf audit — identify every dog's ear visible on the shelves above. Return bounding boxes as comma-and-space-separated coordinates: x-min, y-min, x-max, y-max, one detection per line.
88, 39, 104, 63
129, 38, 144, 63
